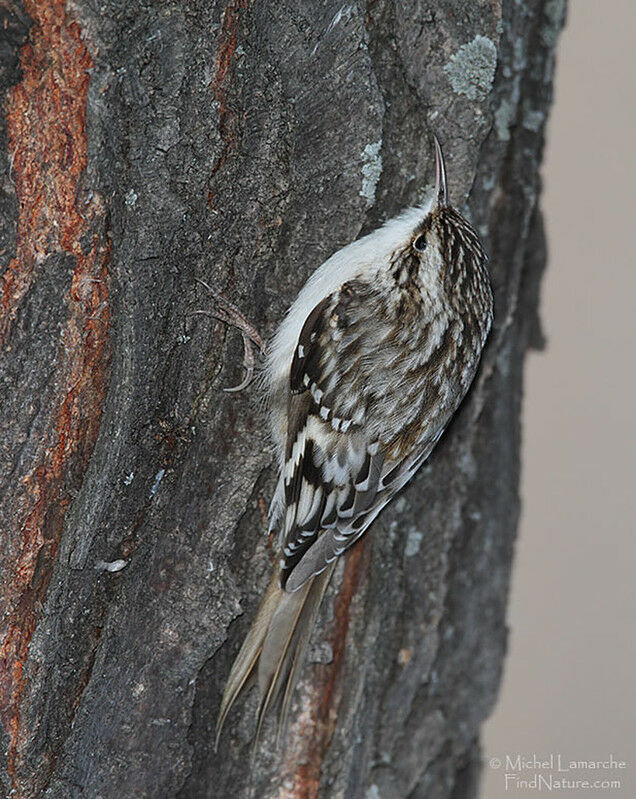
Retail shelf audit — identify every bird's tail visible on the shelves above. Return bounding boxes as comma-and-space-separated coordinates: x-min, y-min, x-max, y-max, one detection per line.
216, 561, 336, 748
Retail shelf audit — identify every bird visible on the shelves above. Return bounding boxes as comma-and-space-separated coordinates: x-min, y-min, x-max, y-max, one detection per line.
215, 136, 494, 748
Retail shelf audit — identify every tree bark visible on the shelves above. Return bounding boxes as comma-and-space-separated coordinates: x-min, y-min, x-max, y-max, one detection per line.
0, 0, 564, 796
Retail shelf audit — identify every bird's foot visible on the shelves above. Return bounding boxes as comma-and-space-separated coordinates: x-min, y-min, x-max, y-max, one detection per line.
194, 278, 266, 392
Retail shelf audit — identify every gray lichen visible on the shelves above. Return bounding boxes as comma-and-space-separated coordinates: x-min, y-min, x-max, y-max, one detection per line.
405, 527, 423, 557
443, 35, 498, 101
542, 0, 567, 46
495, 98, 515, 141
359, 140, 383, 206
522, 104, 545, 132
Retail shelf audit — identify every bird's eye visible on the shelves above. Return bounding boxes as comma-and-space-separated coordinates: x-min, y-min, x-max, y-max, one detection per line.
413, 234, 427, 252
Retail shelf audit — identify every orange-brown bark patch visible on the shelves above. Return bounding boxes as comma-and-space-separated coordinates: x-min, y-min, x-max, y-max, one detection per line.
279, 539, 372, 799
207, 0, 248, 201
0, 1, 110, 793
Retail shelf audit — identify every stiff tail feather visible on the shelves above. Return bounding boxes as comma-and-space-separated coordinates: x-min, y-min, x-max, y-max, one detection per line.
216, 562, 336, 749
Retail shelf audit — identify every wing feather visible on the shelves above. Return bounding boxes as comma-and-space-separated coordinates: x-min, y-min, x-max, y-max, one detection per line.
277, 281, 440, 591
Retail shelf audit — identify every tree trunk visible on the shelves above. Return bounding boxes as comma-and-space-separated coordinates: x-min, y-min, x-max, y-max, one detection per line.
0, 0, 564, 796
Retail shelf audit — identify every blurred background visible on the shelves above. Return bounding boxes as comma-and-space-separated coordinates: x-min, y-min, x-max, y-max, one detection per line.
483, 1, 636, 795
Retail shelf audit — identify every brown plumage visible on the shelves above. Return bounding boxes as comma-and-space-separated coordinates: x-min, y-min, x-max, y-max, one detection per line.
216, 137, 493, 747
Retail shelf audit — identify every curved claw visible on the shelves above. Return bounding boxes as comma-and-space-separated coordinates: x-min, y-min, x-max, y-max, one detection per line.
191, 280, 266, 393
223, 374, 252, 393
223, 332, 256, 392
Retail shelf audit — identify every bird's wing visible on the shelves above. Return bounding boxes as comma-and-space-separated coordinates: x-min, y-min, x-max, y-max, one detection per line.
278, 279, 438, 592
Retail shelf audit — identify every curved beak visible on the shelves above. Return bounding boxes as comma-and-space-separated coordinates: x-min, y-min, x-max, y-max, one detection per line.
433, 135, 448, 207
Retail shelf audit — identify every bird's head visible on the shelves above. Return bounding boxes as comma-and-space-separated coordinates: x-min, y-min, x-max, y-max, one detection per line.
354, 138, 489, 313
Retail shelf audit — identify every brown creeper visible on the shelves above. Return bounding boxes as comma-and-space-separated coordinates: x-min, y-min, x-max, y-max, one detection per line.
216, 137, 493, 745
